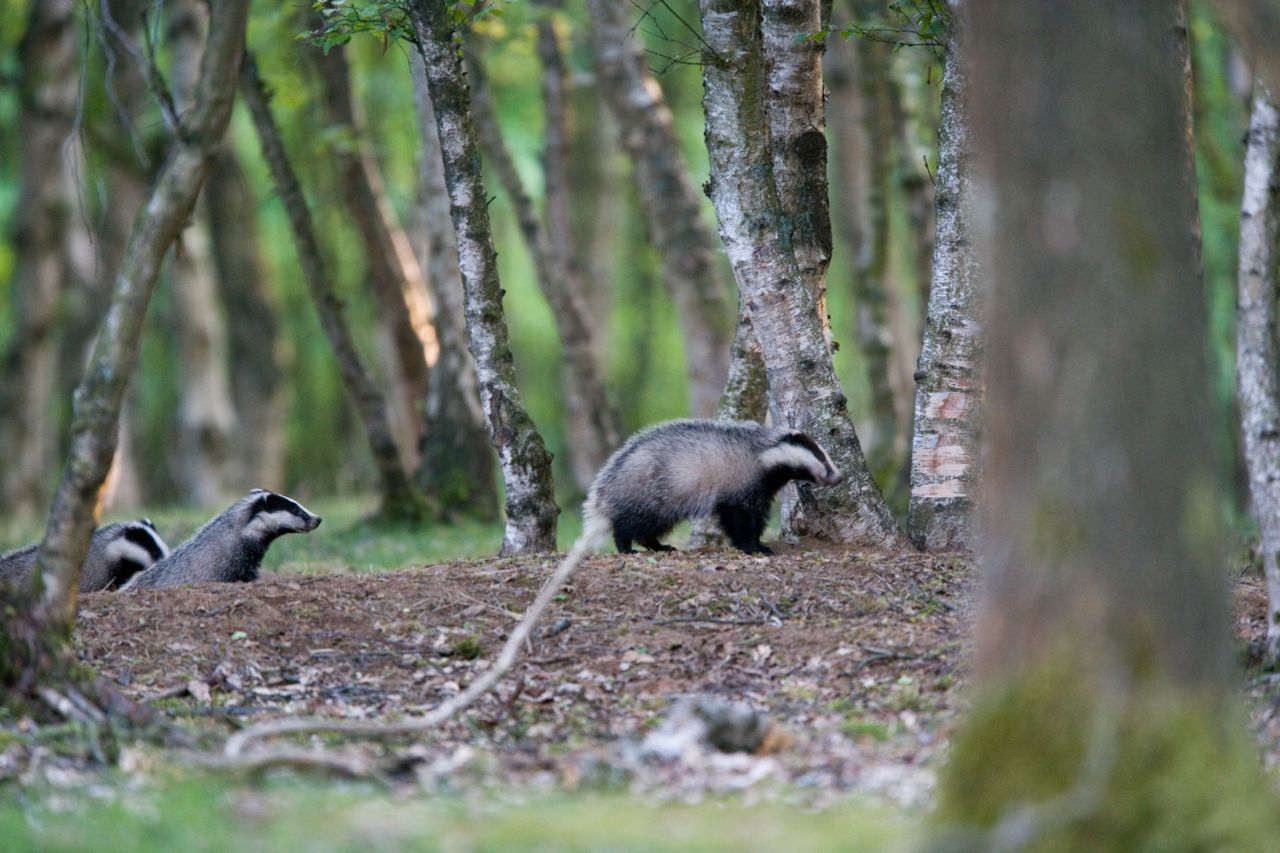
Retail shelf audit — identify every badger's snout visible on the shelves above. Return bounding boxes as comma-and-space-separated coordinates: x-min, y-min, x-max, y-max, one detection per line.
306, 515, 323, 531
822, 469, 845, 486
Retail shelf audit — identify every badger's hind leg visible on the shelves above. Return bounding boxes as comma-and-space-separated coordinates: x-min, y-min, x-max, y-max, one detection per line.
614, 511, 676, 555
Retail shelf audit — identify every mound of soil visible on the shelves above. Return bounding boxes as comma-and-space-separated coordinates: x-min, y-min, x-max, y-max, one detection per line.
73, 546, 971, 803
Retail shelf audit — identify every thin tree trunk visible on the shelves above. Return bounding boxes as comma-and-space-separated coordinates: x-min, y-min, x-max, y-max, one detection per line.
536, 9, 625, 491
240, 57, 427, 525
936, 1, 1259, 842
906, 10, 982, 551
0, 0, 80, 518
1237, 82, 1280, 666
586, 0, 735, 418
408, 51, 498, 519
31, 0, 250, 631
309, 40, 433, 474
166, 0, 239, 507
699, 0, 904, 549
466, 45, 619, 496
205, 154, 288, 492
891, 47, 936, 323
408, 1, 559, 555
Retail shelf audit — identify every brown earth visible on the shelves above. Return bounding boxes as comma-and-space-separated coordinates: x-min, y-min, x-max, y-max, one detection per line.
50, 550, 1280, 804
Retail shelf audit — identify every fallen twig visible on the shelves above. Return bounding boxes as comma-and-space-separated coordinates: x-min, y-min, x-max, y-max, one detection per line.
181, 746, 381, 781
652, 617, 769, 627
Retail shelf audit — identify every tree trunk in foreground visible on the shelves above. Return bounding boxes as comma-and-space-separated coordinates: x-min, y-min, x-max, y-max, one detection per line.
587, 0, 735, 418
1237, 82, 1280, 667
310, 40, 434, 474
467, 42, 620, 495
241, 58, 428, 524
0, 0, 80, 518
408, 51, 498, 519
700, 0, 903, 549
933, 1, 1275, 846
30, 0, 249, 632
906, 12, 982, 552
409, 0, 559, 555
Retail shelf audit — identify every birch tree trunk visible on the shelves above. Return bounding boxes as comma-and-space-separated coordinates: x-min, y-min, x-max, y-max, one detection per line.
906, 10, 982, 552
586, 0, 736, 418
408, 0, 559, 555
310, 40, 434, 474
241, 58, 428, 524
700, 0, 904, 549
935, 1, 1269, 841
0, 0, 80, 518
166, 0, 239, 507
466, 40, 620, 495
409, 52, 498, 519
1237, 83, 1280, 666
205, 154, 288, 493
31, 0, 250, 631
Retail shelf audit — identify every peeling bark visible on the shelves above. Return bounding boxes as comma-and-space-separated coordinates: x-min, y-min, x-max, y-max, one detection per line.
699, 0, 904, 549
409, 0, 559, 555
32, 0, 250, 630
309, 40, 434, 474
465, 35, 619, 495
906, 10, 982, 552
0, 0, 80, 518
586, 0, 734, 417
1237, 82, 1280, 665
408, 52, 498, 519
241, 58, 427, 525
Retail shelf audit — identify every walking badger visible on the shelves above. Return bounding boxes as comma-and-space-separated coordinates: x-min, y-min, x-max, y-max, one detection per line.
0, 519, 170, 592
122, 490, 321, 590
583, 419, 844, 555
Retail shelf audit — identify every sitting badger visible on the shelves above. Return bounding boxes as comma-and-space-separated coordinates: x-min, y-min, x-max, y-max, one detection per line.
122, 490, 320, 590
583, 419, 844, 555
0, 519, 170, 592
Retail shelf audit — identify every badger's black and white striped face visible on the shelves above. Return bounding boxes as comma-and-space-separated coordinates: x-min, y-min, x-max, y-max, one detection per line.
759, 431, 844, 485
100, 519, 171, 589
242, 489, 322, 540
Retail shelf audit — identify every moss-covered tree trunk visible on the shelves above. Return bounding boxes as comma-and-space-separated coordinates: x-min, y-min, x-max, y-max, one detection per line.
240, 58, 428, 525
934, 1, 1278, 845
408, 0, 559, 555
700, 0, 904, 549
906, 8, 982, 552
408, 51, 498, 519
28, 0, 249, 635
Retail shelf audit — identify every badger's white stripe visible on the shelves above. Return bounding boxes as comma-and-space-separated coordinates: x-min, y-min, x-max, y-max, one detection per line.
103, 539, 156, 567
759, 443, 828, 480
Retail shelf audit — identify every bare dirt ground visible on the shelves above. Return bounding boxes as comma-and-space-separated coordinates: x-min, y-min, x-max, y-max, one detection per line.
71, 545, 971, 805
49, 549, 1280, 807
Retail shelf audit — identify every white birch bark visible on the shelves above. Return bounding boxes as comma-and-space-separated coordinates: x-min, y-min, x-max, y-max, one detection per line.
700, 0, 904, 549
1237, 82, 1280, 665
409, 1, 559, 554
586, 0, 735, 418
906, 9, 982, 551
408, 52, 498, 518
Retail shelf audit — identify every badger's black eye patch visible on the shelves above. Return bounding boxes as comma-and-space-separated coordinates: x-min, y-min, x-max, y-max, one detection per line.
125, 526, 166, 561
255, 491, 304, 517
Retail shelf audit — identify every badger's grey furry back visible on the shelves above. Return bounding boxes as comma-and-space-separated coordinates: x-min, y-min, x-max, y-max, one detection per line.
0, 519, 170, 592
123, 490, 320, 590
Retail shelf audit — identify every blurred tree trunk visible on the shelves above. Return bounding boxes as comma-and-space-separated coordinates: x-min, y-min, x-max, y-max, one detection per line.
536, 9, 625, 492
205, 154, 288, 493
241, 58, 428, 524
409, 1, 559, 555
167, 0, 239, 508
29, 0, 249, 635
1215, 0, 1280, 97
0, 0, 80, 518
892, 48, 937, 323
467, 44, 620, 496
569, 77, 620, 351
309, 40, 434, 474
1237, 82, 1280, 666
586, 0, 735, 418
906, 9, 981, 552
934, 1, 1274, 844
700, 0, 904, 549
408, 51, 498, 519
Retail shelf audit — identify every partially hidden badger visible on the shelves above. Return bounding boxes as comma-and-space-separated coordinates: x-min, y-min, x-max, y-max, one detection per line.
0, 519, 170, 592
582, 419, 844, 555
122, 489, 321, 590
